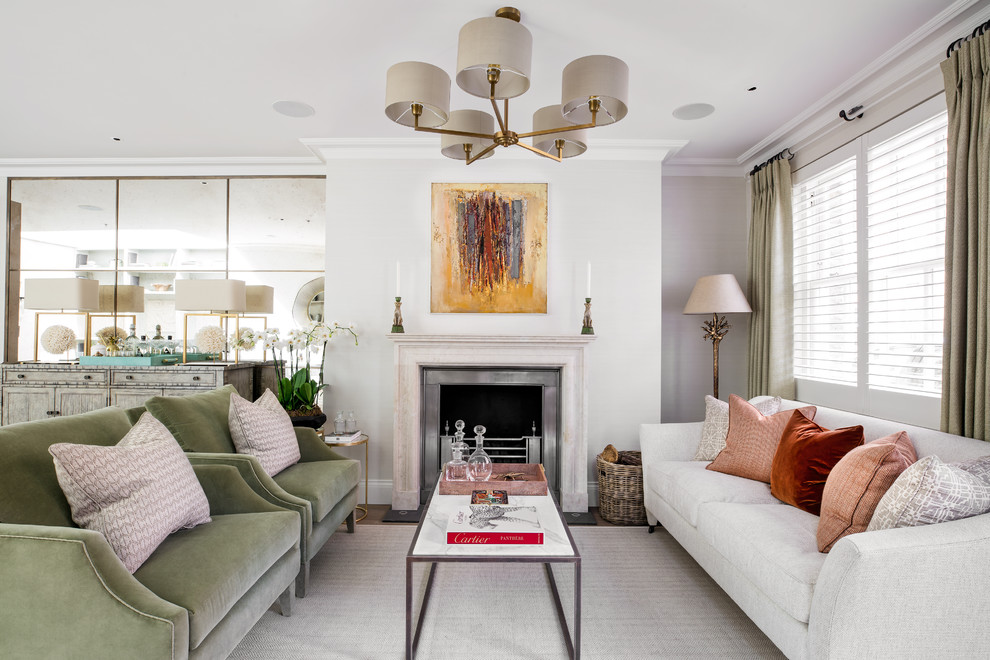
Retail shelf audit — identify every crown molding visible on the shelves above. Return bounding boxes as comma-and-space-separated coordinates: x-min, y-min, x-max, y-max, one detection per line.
302, 138, 688, 163
0, 156, 323, 177
662, 158, 745, 177
737, 0, 990, 168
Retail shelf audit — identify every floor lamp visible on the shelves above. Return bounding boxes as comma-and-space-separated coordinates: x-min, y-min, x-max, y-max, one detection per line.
174, 279, 247, 363
683, 274, 752, 400
24, 278, 99, 361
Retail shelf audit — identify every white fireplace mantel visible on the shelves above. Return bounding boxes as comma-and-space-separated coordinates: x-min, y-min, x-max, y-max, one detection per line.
388, 334, 596, 512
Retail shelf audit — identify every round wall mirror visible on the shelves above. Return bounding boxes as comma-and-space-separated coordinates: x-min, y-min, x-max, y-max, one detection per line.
292, 277, 324, 326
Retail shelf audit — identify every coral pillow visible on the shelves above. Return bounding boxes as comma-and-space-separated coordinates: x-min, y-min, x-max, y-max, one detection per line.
228, 389, 301, 476
816, 431, 917, 552
695, 395, 782, 461
770, 410, 864, 516
707, 395, 817, 483
48, 413, 211, 573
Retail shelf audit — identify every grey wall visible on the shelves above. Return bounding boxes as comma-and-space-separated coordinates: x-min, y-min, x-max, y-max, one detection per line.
661, 175, 749, 422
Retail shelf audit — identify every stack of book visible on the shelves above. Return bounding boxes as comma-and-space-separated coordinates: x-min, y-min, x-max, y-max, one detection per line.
446, 504, 544, 545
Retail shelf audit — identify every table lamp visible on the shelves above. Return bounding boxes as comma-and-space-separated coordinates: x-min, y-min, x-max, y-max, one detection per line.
174, 279, 247, 363
683, 274, 752, 399
24, 278, 99, 361
241, 284, 274, 360
87, 285, 145, 354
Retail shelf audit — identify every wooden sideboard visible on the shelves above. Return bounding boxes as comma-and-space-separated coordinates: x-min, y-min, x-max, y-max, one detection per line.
0, 362, 276, 426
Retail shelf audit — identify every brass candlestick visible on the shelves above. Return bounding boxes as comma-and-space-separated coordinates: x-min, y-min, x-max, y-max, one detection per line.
391, 296, 404, 333
700, 313, 731, 399
581, 298, 594, 335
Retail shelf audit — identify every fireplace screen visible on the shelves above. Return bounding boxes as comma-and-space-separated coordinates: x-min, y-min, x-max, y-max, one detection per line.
421, 367, 560, 503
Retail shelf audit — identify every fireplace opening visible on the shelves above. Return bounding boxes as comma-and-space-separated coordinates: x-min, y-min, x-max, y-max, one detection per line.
421, 367, 560, 503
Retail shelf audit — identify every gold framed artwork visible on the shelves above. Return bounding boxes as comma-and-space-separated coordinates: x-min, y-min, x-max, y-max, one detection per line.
431, 182, 548, 313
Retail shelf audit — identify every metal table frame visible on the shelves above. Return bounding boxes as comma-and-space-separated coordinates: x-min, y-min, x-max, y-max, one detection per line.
404, 481, 581, 659
322, 432, 368, 522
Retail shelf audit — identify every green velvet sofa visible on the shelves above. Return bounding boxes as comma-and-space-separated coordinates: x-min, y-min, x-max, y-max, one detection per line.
0, 406, 301, 660
140, 384, 361, 597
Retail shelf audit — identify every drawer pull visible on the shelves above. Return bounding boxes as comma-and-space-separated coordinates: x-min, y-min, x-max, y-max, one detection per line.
126, 375, 134, 380
16, 374, 25, 379
84, 375, 92, 380
193, 376, 200, 381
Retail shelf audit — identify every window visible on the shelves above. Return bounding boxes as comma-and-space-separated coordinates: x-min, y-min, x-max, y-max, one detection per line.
791, 97, 948, 426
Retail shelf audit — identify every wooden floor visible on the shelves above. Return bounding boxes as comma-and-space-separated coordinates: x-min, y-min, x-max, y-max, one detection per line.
355, 504, 616, 526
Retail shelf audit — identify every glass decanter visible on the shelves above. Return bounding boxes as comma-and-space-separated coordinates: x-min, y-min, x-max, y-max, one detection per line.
445, 431, 469, 481
468, 424, 493, 481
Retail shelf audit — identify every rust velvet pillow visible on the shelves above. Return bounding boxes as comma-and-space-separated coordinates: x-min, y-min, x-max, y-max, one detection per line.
707, 395, 817, 483
770, 410, 864, 516
816, 431, 917, 552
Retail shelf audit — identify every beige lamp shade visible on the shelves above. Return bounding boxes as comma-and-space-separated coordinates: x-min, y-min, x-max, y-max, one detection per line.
532, 105, 588, 158
456, 15, 532, 99
440, 109, 496, 160
24, 278, 99, 311
683, 274, 752, 314
174, 279, 246, 312
98, 285, 145, 313
245, 285, 274, 314
561, 55, 629, 125
385, 61, 450, 128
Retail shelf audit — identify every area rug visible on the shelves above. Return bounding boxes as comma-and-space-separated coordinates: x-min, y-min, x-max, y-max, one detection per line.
228, 525, 784, 659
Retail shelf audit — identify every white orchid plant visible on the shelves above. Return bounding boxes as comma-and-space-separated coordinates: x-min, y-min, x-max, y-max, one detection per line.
260, 321, 358, 415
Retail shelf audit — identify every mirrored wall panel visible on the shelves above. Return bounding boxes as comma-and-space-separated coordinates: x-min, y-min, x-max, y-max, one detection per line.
8, 176, 326, 362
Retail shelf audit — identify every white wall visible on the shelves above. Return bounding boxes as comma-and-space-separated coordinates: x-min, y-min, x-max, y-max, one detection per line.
319, 155, 664, 505
660, 175, 749, 422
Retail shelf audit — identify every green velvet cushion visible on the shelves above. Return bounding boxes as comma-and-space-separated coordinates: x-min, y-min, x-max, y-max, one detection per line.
0, 407, 135, 526
273, 459, 360, 523
134, 510, 298, 650
145, 385, 238, 454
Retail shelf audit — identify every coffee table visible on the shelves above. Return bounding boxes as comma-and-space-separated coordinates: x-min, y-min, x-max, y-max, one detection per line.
405, 477, 581, 659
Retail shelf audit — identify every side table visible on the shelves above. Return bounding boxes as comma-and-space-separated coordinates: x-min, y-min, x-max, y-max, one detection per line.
321, 432, 369, 523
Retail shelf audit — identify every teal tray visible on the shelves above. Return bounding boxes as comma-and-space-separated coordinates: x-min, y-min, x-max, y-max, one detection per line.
79, 353, 214, 366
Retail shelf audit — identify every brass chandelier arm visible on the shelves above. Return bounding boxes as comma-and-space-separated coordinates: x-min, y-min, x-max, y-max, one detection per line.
413, 125, 496, 140
515, 140, 562, 162
515, 107, 599, 139
465, 141, 500, 164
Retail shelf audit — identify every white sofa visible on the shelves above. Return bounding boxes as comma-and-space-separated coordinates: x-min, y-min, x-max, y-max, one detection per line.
641, 398, 990, 660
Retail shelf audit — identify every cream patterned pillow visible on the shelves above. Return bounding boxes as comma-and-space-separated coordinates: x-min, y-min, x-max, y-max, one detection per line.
695, 395, 781, 461
867, 455, 990, 531
228, 389, 301, 476
49, 413, 211, 573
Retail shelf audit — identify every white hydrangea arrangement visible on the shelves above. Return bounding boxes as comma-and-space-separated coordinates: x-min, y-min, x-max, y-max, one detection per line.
41, 325, 76, 355
228, 327, 258, 351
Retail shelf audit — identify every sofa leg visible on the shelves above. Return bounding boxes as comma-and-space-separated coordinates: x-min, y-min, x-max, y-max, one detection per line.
277, 585, 294, 617
648, 525, 656, 534
346, 510, 356, 533
296, 561, 310, 598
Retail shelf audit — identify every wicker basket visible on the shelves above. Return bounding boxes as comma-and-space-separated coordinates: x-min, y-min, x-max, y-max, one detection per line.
596, 450, 647, 525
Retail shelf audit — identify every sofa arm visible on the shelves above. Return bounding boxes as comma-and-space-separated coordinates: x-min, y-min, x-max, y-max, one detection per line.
0, 523, 188, 660
809, 513, 990, 659
639, 422, 702, 465
192, 463, 293, 516
185, 453, 312, 537
295, 427, 350, 462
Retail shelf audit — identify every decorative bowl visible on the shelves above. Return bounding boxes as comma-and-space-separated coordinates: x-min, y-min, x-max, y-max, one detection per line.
151, 284, 172, 292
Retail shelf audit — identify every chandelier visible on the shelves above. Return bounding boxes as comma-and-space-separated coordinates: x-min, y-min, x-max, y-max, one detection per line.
385, 6, 629, 164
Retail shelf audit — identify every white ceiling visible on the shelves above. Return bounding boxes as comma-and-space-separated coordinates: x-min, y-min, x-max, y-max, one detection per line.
0, 1, 968, 163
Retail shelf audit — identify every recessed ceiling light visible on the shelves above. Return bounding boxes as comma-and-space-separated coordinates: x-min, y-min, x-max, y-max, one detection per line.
672, 103, 715, 120
272, 100, 316, 118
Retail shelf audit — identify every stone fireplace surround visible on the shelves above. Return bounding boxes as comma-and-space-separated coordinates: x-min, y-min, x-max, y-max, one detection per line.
389, 334, 596, 512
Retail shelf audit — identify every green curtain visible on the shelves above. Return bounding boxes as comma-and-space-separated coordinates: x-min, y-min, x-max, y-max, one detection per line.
747, 158, 795, 400
941, 33, 990, 440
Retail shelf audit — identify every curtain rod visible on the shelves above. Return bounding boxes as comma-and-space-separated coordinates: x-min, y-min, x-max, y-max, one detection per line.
946, 17, 990, 58
749, 148, 794, 177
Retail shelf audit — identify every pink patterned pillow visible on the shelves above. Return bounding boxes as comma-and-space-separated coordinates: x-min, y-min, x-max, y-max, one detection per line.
49, 413, 211, 573
228, 389, 301, 476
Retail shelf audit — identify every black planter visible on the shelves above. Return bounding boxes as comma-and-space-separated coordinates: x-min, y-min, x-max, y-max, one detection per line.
289, 413, 327, 429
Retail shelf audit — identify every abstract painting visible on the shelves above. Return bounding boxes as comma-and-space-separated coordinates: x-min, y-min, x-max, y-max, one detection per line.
431, 183, 548, 313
